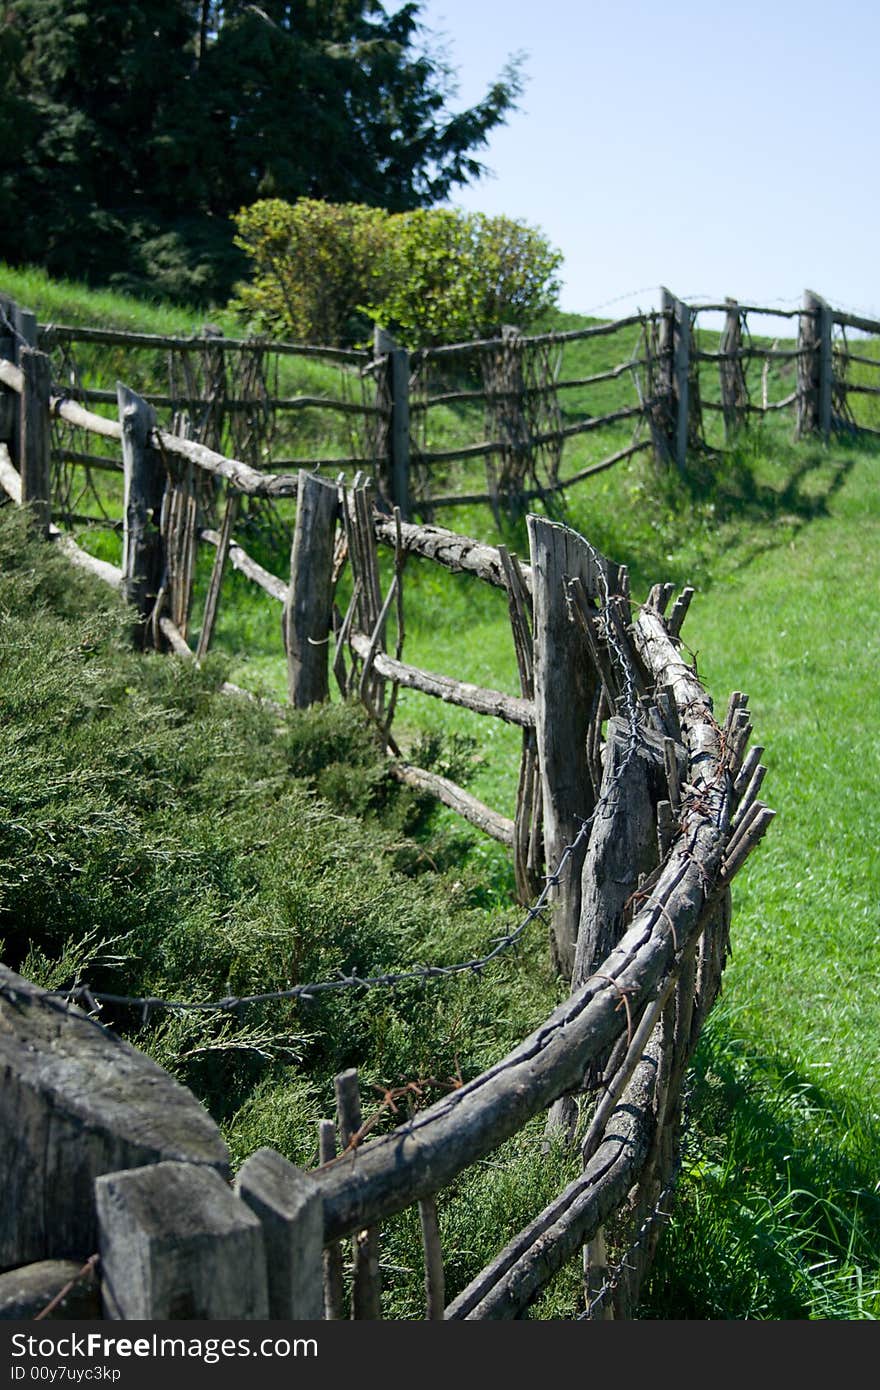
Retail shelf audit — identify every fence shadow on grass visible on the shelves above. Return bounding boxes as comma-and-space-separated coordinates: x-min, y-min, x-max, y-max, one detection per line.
638, 1020, 880, 1319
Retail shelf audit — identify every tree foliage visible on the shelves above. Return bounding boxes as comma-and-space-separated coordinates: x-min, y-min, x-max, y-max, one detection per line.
232, 199, 563, 346
0, 0, 523, 304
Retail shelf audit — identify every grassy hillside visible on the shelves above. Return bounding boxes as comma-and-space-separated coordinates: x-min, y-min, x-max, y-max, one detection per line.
3, 265, 879, 1317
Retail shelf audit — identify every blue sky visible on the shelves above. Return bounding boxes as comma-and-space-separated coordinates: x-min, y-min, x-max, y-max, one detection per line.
415, 0, 879, 326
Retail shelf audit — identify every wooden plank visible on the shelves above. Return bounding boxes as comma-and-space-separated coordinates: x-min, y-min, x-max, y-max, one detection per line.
157, 428, 286, 495
831, 307, 880, 335
416, 312, 649, 359
54, 397, 122, 440
0, 966, 228, 1269
19, 348, 52, 536
96, 1161, 268, 1319
55, 386, 376, 416
0, 1260, 100, 1321
117, 383, 165, 629
284, 471, 339, 707
444, 1036, 663, 1318
313, 800, 724, 1245
234, 1147, 324, 1320
41, 322, 369, 363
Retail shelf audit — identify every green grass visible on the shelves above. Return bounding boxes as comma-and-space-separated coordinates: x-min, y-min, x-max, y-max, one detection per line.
4, 268, 879, 1317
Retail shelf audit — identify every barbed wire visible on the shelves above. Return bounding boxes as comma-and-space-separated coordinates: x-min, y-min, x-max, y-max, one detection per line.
27, 817, 591, 1025
578, 1166, 681, 1319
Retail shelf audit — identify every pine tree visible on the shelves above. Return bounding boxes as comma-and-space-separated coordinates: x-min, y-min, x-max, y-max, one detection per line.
0, 0, 522, 305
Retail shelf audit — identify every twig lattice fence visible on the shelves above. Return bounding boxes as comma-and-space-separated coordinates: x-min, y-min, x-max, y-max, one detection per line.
0, 297, 776, 1321
6, 287, 877, 531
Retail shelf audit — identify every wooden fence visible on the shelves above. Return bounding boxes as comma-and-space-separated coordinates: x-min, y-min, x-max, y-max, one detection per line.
0, 311, 776, 1320
7, 287, 878, 530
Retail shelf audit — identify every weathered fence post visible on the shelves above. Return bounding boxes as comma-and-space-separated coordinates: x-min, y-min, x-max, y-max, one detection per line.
798, 290, 832, 440
656, 289, 675, 463
374, 326, 411, 518
659, 288, 701, 471
19, 348, 52, 536
234, 1147, 324, 1320
0, 294, 19, 450
671, 292, 691, 473
527, 517, 603, 976
284, 470, 339, 707
335, 1068, 382, 1319
482, 325, 533, 517
96, 1161, 269, 1319
318, 1118, 345, 1318
719, 298, 748, 437
117, 383, 165, 636
0, 965, 229, 1271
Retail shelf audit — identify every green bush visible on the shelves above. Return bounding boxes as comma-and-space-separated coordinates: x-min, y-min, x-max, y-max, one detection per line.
231, 198, 392, 344
375, 208, 563, 346
231, 199, 562, 347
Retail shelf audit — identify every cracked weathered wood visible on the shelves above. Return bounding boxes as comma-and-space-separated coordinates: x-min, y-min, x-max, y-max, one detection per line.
0, 966, 228, 1268
374, 515, 526, 592
19, 348, 52, 536
528, 516, 607, 975
445, 1034, 662, 1319
235, 1147, 324, 1320
312, 814, 726, 1242
96, 1161, 267, 1319
571, 718, 667, 995
118, 383, 164, 629
284, 471, 339, 707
